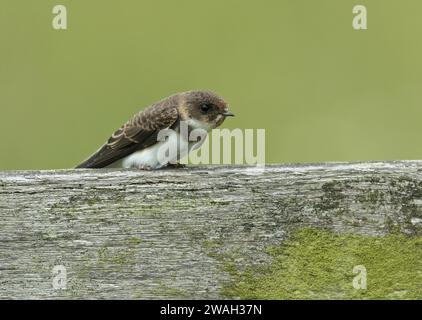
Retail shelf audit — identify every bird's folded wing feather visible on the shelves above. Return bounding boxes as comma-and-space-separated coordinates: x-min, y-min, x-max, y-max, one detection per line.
76, 100, 179, 168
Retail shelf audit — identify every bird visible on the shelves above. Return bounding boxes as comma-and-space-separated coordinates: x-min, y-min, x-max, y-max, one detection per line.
75, 90, 234, 169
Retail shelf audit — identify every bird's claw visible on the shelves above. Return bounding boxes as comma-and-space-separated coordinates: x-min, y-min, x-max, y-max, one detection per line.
166, 162, 186, 169
136, 164, 153, 170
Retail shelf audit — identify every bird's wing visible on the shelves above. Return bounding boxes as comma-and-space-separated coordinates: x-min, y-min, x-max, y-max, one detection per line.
76, 99, 179, 168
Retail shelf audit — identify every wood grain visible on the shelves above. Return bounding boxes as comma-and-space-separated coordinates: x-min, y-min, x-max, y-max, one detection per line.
1, 162, 422, 299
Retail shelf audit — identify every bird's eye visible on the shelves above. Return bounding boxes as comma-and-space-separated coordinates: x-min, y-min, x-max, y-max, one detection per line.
200, 104, 212, 113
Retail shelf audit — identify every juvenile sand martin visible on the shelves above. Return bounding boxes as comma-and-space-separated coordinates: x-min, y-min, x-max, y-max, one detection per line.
76, 90, 234, 169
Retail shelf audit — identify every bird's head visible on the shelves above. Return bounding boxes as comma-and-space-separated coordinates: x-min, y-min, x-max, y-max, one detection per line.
179, 90, 234, 130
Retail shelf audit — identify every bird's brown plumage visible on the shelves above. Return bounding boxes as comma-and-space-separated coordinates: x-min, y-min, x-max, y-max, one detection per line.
76, 90, 231, 169
76, 95, 179, 168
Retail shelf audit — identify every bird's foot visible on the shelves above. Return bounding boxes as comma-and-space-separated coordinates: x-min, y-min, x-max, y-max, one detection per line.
136, 164, 153, 171
165, 162, 187, 169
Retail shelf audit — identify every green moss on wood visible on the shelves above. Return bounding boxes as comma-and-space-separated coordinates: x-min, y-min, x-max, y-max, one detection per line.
224, 228, 422, 299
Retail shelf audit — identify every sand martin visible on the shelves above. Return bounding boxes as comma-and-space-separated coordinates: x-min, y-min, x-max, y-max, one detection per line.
76, 90, 234, 169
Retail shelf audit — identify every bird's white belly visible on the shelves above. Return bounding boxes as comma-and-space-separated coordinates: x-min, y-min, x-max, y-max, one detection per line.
121, 142, 169, 169
108, 129, 206, 169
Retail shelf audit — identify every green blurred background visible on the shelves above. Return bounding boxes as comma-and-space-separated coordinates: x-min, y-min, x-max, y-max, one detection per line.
1, 0, 421, 169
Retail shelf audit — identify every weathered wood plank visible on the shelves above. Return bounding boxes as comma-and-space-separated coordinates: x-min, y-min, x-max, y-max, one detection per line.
1, 162, 422, 299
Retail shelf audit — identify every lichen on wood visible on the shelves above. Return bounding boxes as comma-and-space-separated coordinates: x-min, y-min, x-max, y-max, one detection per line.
1, 161, 422, 299
224, 228, 422, 299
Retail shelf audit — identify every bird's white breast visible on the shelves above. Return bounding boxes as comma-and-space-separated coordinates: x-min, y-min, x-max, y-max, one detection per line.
108, 119, 211, 169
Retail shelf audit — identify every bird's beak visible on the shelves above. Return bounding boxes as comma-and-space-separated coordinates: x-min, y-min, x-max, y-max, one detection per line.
222, 111, 235, 117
